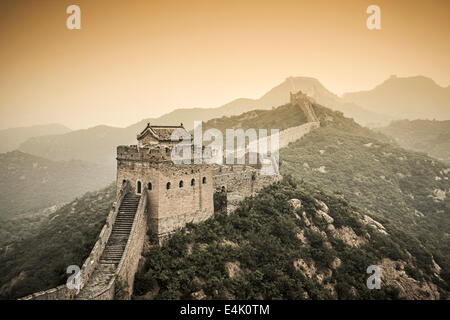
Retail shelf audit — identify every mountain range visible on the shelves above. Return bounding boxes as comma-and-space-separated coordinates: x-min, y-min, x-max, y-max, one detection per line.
0, 151, 114, 219
377, 119, 450, 163
0, 124, 71, 153
343, 75, 450, 120
2, 95, 448, 299
15, 76, 396, 166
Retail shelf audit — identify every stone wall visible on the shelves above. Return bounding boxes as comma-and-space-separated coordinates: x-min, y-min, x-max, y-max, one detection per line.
115, 189, 148, 298
212, 164, 281, 213
20, 181, 131, 300
20, 108, 320, 300
290, 91, 319, 122
19, 284, 76, 300
117, 147, 214, 241
151, 163, 213, 239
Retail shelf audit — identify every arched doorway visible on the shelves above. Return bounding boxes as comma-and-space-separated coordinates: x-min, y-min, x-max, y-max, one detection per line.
136, 180, 142, 194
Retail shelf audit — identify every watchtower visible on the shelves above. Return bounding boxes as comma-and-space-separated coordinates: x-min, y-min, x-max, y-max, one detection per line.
116, 123, 214, 241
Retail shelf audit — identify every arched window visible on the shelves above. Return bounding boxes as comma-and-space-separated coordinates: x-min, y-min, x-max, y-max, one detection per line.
148, 182, 152, 191
202, 177, 207, 184
179, 180, 184, 188
166, 182, 171, 190
136, 180, 142, 194
191, 178, 195, 186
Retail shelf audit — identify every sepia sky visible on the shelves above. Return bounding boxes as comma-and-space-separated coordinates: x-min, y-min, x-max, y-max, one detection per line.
0, 0, 449, 130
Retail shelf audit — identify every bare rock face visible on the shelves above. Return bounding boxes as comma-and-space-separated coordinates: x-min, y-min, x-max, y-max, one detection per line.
431, 189, 446, 201
330, 257, 342, 270
431, 256, 442, 276
192, 289, 207, 300
294, 259, 316, 279
225, 261, 243, 278
310, 225, 328, 239
301, 211, 312, 227
221, 239, 239, 248
379, 258, 440, 300
315, 200, 329, 213
288, 199, 302, 210
186, 243, 194, 255
362, 215, 388, 235
296, 230, 308, 245
293, 258, 333, 286
314, 200, 334, 224
332, 226, 367, 247
324, 282, 337, 299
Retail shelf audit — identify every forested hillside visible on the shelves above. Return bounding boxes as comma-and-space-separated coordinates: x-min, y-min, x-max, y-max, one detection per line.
378, 119, 450, 163
1, 96, 448, 300
280, 105, 450, 283
0, 151, 114, 218
134, 178, 448, 300
0, 185, 115, 299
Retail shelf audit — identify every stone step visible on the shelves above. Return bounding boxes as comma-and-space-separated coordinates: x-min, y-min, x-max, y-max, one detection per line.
76, 193, 140, 299
102, 256, 122, 260
111, 228, 132, 232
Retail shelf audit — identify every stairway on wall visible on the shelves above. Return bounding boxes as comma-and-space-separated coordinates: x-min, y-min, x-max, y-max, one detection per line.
76, 194, 140, 299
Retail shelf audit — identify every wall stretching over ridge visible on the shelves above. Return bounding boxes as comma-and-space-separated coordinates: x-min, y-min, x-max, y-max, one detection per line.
114, 189, 148, 298
20, 92, 321, 300
75, 186, 148, 300
20, 182, 132, 300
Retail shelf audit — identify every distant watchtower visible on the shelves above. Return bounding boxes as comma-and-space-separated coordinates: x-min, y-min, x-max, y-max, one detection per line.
116, 123, 214, 241
290, 91, 318, 123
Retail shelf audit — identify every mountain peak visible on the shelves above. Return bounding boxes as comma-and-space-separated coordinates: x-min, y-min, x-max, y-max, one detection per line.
381, 75, 439, 88
343, 75, 450, 120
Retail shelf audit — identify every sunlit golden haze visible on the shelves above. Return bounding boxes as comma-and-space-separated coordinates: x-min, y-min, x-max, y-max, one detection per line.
0, 0, 449, 129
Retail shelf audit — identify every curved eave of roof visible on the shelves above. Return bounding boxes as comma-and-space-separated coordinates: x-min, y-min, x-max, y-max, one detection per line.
137, 124, 191, 141
137, 128, 157, 140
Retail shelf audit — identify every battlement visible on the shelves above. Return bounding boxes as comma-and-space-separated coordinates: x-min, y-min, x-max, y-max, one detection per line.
117, 143, 204, 163
117, 145, 172, 163
290, 90, 319, 122
21, 91, 321, 300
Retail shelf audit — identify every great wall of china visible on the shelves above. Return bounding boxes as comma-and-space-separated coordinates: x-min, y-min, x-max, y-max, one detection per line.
21, 91, 319, 300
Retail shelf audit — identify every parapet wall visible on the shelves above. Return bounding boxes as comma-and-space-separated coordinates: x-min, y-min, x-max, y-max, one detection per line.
212, 164, 281, 213
20, 182, 131, 300
20, 102, 320, 300
115, 189, 148, 298
278, 122, 320, 149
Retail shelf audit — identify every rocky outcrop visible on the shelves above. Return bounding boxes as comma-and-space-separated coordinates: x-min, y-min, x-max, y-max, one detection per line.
379, 258, 440, 300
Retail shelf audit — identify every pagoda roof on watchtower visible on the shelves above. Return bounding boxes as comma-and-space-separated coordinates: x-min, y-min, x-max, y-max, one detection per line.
137, 123, 190, 147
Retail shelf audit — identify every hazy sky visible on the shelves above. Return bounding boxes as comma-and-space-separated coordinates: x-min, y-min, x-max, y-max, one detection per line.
0, 0, 449, 130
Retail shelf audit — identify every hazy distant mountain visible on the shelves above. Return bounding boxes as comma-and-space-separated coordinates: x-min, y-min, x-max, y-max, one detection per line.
0, 151, 114, 218
19, 125, 137, 167
342, 75, 450, 120
141, 76, 388, 129
377, 119, 450, 163
18, 77, 388, 165
0, 124, 71, 153
4, 95, 450, 299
